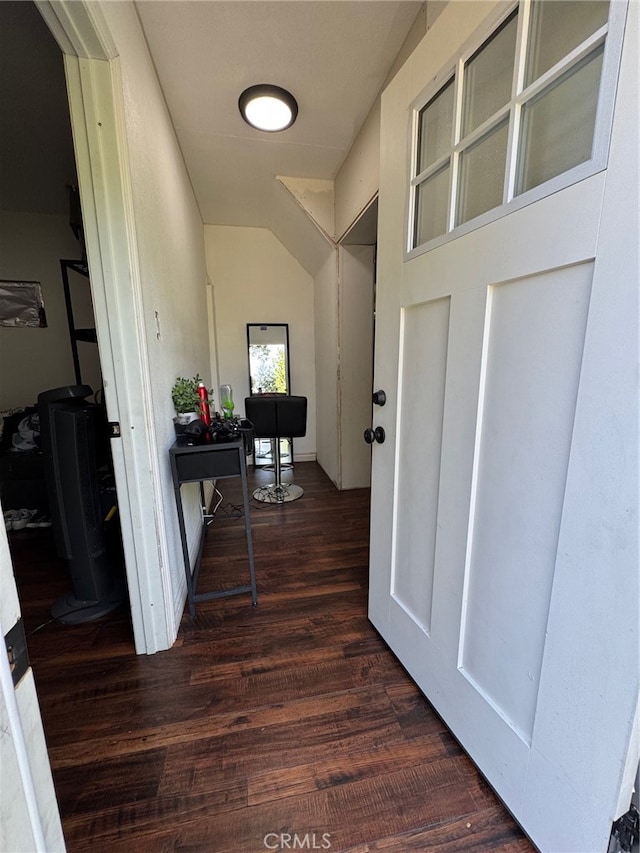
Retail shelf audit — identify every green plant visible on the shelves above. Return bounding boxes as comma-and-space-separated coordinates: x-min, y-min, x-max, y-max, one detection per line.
171, 374, 210, 413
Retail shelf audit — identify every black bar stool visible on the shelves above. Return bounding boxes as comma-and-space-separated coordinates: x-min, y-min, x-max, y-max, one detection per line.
244, 395, 307, 503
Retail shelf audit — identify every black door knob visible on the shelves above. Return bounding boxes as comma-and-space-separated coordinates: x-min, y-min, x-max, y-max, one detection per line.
364, 426, 385, 445
372, 390, 386, 406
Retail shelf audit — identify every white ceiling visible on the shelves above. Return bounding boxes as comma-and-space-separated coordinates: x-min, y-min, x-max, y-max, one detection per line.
2, 1, 424, 258
134, 0, 424, 231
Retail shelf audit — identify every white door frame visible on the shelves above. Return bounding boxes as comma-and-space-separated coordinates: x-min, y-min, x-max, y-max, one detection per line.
36, 0, 175, 653
0, 618, 48, 851
1, 523, 65, 851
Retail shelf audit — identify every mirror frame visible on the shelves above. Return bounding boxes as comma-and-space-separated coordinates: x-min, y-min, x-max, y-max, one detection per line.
246, 323, 291, 396
246, 323, 292, 468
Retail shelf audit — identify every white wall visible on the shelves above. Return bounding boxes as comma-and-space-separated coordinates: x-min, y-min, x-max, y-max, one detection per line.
101, 3, 210, 418
204, 225, 316, 460
91, 2, 211, 632
334, 102, 382, 243
0, 211, 100, 410
333, 1, 444, 241
314, 251, 339, 484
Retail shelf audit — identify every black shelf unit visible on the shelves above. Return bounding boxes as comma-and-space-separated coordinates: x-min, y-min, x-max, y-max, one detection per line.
60, 259, 96, 385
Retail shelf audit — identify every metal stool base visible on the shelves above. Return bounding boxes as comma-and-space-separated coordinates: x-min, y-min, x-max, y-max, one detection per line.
252, 483, 304, 504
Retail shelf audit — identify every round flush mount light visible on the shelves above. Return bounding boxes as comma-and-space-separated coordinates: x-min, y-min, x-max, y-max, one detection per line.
238, 84, 298, 132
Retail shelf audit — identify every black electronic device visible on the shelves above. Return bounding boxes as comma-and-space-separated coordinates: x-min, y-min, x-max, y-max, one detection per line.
211, 417, 254, 454
180, 417, 254, 455
38, 385, 125, 623
183, 418, 209, 442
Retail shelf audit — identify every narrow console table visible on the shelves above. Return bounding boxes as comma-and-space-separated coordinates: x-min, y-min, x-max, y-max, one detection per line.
169, 437, 257, 617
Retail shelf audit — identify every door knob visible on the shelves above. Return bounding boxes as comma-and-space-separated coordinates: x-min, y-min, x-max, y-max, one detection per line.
363, 426, 385, 445
372, 389, 386, 406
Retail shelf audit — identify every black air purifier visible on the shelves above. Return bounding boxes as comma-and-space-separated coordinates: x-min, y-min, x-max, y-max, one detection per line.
38, 385, 125, 623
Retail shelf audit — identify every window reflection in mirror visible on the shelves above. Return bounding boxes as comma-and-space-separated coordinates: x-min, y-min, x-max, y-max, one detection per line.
247, 323, 290, 395
247, 324, 292, 466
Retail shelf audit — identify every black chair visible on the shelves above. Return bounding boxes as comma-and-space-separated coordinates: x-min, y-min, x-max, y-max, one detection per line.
244, 395, 307, 503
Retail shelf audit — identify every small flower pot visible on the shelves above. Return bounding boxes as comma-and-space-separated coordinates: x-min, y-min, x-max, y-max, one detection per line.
176, 411, 198, 426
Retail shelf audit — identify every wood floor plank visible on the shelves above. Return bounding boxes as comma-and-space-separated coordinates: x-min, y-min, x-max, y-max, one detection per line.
46, 686, 386, 769
73, 758, 491, 853
359, 803, 536, 852
52, 747, 167, 815
9, 461, 534, 852
220, 686, 405, 778
247, 732, 453, 806
385, 682, 450, 740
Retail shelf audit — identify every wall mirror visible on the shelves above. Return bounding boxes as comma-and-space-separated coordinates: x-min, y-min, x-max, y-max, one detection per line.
247, 323, 290, 395
247, 323, 292, 465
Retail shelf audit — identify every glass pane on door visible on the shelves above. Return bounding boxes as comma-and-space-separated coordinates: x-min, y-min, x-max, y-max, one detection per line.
414, 164, 450, 246
525, 0, 609, 86
457, 120, 509, 226
417, 80, 454, 173
517, 46, 604, 195
461, 11, 518, 137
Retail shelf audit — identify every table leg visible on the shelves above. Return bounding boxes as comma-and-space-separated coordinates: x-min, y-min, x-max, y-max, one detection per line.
239, 449, 258, 606
174, 483, 196, 617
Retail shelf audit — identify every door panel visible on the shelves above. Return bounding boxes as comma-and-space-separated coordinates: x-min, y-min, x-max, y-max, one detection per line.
393, 296, 450, 632
369, 2, 638, 850
461, 263, 593, 741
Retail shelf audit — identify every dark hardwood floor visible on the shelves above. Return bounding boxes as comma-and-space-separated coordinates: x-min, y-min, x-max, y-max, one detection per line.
10, 461, 534, 853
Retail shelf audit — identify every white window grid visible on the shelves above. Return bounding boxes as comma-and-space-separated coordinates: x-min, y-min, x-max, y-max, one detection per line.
407, 0, 628, 258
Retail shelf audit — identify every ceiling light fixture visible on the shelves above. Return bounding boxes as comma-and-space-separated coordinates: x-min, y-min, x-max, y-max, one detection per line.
238, 84, 298, 132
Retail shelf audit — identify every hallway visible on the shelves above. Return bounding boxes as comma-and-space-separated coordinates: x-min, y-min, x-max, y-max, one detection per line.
13, 462, 533, 852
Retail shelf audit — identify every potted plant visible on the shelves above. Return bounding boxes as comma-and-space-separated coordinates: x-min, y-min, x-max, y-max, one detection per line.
172, 374, 210, 424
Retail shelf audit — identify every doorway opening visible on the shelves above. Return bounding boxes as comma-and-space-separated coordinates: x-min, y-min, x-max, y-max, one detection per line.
0, 0, 131, 639
337, 196, 378, 490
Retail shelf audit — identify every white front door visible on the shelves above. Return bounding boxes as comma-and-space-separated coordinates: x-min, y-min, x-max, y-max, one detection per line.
369, 2, 639, 851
